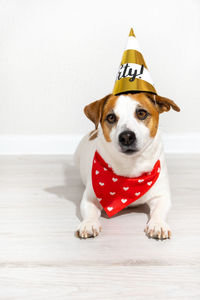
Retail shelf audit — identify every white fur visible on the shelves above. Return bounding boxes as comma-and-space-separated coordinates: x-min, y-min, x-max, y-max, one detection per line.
75, 95, 171, 239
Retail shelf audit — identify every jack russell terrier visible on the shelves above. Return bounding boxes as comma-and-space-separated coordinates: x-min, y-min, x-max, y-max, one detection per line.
74, 92, 180, 239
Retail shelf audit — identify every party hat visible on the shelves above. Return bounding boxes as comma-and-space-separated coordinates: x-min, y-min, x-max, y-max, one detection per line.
113, 28, 157, 95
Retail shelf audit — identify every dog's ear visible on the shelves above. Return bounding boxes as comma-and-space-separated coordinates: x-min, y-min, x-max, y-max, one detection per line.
146, 94, 180, 114
84, 94, 111, 129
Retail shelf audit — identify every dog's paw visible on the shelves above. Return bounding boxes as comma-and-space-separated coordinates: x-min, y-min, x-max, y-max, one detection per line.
145, 218, 171, 240
76, 219, 102, 239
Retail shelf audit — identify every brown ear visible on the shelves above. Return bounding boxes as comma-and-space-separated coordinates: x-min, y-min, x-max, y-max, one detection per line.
146, 94, 180, 114
84, 94, 111, 129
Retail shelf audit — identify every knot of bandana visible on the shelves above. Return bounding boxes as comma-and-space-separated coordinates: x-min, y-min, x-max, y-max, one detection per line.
92, 151, 161, 217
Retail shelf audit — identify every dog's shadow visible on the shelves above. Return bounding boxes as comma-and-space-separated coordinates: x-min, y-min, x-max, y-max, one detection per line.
45, 161, 150, 222
45, 161, 84, 220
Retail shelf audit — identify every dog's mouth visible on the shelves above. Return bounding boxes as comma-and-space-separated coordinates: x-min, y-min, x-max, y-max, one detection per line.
120, 148, 138, 155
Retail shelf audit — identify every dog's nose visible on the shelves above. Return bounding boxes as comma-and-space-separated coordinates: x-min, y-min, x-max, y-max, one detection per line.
118, 130, 136, 146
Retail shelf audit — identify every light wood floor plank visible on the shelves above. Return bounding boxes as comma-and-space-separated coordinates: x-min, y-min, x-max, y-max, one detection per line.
0, 155, 199, 299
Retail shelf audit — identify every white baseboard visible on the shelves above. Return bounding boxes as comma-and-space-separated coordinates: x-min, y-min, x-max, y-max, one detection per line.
0, 133, 199, 155
0, 135, 81, 155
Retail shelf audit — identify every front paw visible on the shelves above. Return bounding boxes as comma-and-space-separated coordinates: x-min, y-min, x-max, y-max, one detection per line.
76, 219, 102, 239
145, 219, 171, 239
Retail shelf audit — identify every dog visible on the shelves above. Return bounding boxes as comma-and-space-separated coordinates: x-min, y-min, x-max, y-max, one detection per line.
74, 92, 180, 239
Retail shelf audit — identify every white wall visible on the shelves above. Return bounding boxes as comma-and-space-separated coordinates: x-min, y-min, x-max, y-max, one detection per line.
0, 0, 199, 152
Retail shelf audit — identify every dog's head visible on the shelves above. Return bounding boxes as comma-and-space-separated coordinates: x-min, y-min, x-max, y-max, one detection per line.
84, 93, 180, 155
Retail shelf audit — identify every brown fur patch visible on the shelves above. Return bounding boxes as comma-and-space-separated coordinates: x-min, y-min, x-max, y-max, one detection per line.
84, 94, 111, 131
154, 95, 180, 113
100, 95, 119, 142
128, 93, 159, 137
89, 129, 98, 140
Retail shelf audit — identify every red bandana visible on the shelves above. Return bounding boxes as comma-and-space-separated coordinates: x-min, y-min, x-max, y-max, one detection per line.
92, 151, 161, 217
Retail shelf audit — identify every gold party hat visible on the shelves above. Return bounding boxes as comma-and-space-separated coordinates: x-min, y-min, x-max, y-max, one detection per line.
113, 28, 157, 95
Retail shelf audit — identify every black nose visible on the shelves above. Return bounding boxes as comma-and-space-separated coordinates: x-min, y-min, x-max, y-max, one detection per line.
118, 130, 136, 146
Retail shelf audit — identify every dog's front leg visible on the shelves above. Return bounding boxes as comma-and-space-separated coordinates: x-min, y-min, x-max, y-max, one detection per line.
145, 194, 171, 239
77, 183, 102, 239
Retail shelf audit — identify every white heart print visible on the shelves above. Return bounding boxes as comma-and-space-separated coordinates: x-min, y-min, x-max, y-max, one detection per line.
138, 179, 144, 183
121, 199, 127, 204
104, 168, 107, 171
97, 198, 102, 201
123, 187, 129, 191
110, 192, 116, 195
107, 207, 113, 211
157, 168, 160, 173
135, 192, 140, 196
95, 170, 99, 175
147, 181, 152, 186
112, 178, 118, 182
99, 182, 104, 186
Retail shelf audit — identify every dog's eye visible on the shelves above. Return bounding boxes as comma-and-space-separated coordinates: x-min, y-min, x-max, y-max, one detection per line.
136, 109, 148, 120
106, 113, 117, 124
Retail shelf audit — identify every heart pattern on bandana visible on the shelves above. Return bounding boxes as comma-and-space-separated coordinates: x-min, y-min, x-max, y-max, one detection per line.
135, 192, 141, 196
92, 151, 161, 217
107, 207, 113, 211
110, 192, 116, 195
121, 199, 127, 203
123, 187, 129, 191
112, 178, 118, 182
138, 179, 144, 183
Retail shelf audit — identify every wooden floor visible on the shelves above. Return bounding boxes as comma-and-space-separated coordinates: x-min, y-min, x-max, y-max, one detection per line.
0, 155, 199, 299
